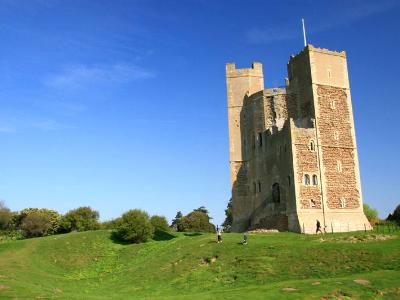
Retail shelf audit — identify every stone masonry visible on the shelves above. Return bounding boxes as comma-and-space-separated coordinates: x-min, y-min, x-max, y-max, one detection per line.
226, 44, 371, 233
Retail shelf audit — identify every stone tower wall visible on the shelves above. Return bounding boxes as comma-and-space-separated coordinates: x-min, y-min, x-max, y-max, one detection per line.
226, 45, 371, 233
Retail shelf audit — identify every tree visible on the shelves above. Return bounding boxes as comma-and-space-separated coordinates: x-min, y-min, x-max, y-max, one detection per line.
363, 203, 378, 223
0, 201, 13, 231
59, 206, 100, 232
170, 211, 183, 230
222, 198, 233, 229
114, 209, 154, 243
387, 204, 400, 225
177, 210, 215, 233
150, 215, 169, 232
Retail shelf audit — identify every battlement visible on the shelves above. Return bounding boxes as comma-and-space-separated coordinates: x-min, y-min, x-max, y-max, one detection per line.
226, 62, 263, 78
288, 44, 346, 65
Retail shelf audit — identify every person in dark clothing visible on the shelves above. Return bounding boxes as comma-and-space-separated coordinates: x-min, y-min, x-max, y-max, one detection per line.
316, 220, 323, 234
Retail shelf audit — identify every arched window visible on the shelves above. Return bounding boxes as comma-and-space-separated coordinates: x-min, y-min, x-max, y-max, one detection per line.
330, 100, 336, 109
340, 197, 346, 208
272, 183, 280, 203
258, 180, 261, 192
304, 174, 310, 185
312, 175, 318, 185
309, 199, 316, 208
310, 140, 315, 151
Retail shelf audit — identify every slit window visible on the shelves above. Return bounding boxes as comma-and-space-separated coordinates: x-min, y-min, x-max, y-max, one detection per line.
334, 131, 339, 141
304, 174, 310, 185
258, 132, 262, 147
340, 197, 346, 208
312, 175, 318, 185
253, 182, 257, 194
309, 199, 316, 208
337, 161, 342, 172
288, 175, 291, 187
310, 140, 315, 151
258, 180, 261, 192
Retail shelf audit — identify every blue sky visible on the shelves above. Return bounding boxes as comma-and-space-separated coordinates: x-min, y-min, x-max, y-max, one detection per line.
0, 0, 399, 225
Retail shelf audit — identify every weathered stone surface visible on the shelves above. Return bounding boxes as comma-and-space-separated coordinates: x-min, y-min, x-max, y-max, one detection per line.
226, 44, 371, 233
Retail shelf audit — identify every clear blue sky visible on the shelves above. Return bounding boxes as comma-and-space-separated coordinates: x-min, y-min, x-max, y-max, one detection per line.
1, 0, 399, 225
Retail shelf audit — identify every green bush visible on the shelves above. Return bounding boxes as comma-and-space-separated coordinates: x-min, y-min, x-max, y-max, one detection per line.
59, 207, 100, 232
363, 203, 378, 223
177, 210, 215, 233
387, 204, 400, 225
150, 215, 169, 232
19, 208, 61, 237
170, 211, 182, 230
0, 201, 13, 230
100, 218, 121, 230
114, 209, 154, 243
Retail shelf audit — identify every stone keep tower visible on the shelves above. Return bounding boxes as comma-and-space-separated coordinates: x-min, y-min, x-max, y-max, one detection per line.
226, 45, 371, 233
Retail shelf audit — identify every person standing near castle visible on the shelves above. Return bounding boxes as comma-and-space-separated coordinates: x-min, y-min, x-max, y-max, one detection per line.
243, 231, 248, 245
316, 220, 323, 234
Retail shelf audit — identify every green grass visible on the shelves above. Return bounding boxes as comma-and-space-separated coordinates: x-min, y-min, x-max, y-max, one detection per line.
0, 230, 399, 299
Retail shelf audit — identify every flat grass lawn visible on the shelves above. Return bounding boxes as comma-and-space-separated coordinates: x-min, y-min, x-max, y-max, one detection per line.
0, 230, 399, 299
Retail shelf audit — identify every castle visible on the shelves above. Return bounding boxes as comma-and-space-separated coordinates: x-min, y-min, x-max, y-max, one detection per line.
226, 44, 371, 233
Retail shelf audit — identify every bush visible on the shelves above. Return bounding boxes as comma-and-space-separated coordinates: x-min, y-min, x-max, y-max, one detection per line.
114, 209, 154, 243
177, 210, 215, 233
170, 211, 182, 230
363, 203, 378, 223
19, 208, 61, 237
0, 201, 13, 230
21, 211, 52, 238
150, 215, 169, 232
387, 204, 400, 225
100, 218, 121, 230
59, 207, 100, 232
222, 198, 233, 229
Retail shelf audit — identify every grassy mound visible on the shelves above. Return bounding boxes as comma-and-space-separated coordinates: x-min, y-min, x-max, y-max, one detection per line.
0, 230, 399, 299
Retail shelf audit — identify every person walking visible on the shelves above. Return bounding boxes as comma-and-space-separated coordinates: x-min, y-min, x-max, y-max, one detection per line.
316, 220, 323, 234
243, 231, 248, 245
217, 229, 222, 243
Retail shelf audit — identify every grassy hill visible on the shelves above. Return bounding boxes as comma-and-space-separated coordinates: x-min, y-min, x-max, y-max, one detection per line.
0, 229, 399, 299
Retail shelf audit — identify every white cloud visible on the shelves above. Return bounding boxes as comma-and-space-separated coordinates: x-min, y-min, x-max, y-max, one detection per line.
45, 63, 155, 89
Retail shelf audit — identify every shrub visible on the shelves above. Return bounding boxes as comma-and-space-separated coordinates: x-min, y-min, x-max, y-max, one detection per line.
59, 206, 100, 232
100, 218, 121, 230
170, 211, 182, 230
222, 198, 233, 229
363, 203, 378, 223
114, 209, 154, 243
21, 211, 51, 238
177, 210, 215, 233
19, 208, 61, 237
387, 204, 400, 225
0, 201, 13, 230
150, 215, 169, 232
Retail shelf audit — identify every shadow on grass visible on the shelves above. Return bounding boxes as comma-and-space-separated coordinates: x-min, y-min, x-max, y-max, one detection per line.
109, 231, 133, 245
183, 232, 203, 237
153, 230, 177, 241
109, 230, 177, 244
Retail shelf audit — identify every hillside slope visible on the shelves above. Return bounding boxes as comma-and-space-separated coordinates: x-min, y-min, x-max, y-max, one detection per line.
0, 230, 399, 299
